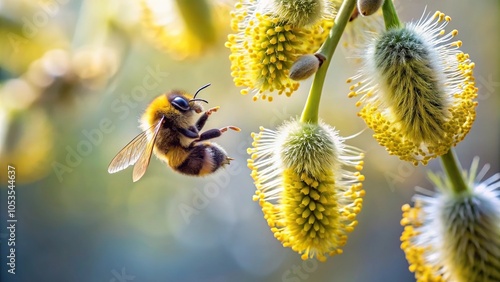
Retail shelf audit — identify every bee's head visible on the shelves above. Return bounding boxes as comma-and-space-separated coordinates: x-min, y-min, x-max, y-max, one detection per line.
168, 83, 210, 114
168, 93, 198, 113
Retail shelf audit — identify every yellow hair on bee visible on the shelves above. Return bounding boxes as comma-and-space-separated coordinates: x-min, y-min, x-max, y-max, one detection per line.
140, 91, 197, 133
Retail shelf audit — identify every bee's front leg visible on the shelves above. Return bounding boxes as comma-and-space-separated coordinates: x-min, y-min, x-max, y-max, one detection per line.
195, 106, 220, 131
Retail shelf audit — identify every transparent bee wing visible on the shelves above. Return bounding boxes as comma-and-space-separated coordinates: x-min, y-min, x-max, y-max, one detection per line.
107, 117, 164, 182
132, 116, 164, 182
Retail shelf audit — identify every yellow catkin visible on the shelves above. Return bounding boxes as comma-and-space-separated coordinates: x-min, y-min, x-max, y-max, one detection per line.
226, 1, 333, 101
248, 121, 365, 261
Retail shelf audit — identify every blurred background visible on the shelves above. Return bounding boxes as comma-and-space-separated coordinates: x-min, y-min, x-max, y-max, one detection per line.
0, 0, 498, 281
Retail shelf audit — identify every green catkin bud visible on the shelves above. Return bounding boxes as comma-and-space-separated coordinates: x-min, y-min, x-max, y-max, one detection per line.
280, 121, 338, 176
274, 0, 327, 27
348, 11, 477, 164
289, 54, 327, 81
401, 158, 500, 281
357, 0, 384, 17
439, 193, 500, 281
373, 27, 449, 144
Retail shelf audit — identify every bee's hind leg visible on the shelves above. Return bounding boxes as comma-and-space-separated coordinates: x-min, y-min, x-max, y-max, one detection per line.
190, 126, 241, 145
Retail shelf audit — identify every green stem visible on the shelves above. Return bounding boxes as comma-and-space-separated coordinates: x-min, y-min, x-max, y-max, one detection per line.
382, 0, 402, 29
176, 0, 216, 44
300, 0, 357, 123
440, 148, 469, 195
71, 0, 110, 49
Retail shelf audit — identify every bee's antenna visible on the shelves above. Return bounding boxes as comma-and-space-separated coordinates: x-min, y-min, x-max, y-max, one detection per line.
190, 98, 209, 104
191, 83, 211, 104
193, 83, 211, 99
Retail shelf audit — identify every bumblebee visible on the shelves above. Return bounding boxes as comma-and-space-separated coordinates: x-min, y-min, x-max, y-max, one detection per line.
108, 84, 240, 182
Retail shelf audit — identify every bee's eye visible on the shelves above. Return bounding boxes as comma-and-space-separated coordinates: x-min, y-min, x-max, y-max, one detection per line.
171, 96, 190, 111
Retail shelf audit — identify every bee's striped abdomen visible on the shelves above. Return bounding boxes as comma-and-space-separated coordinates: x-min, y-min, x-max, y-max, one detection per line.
174, 143, 229, 176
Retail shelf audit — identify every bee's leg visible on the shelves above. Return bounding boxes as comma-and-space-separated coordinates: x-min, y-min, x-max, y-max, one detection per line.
191, 126, 241, 144
195, 106, 220, 131
177, 126, 199, 139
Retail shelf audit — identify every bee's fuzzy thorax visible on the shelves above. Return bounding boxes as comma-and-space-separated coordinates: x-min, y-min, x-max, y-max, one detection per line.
140, 92, 199, 133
